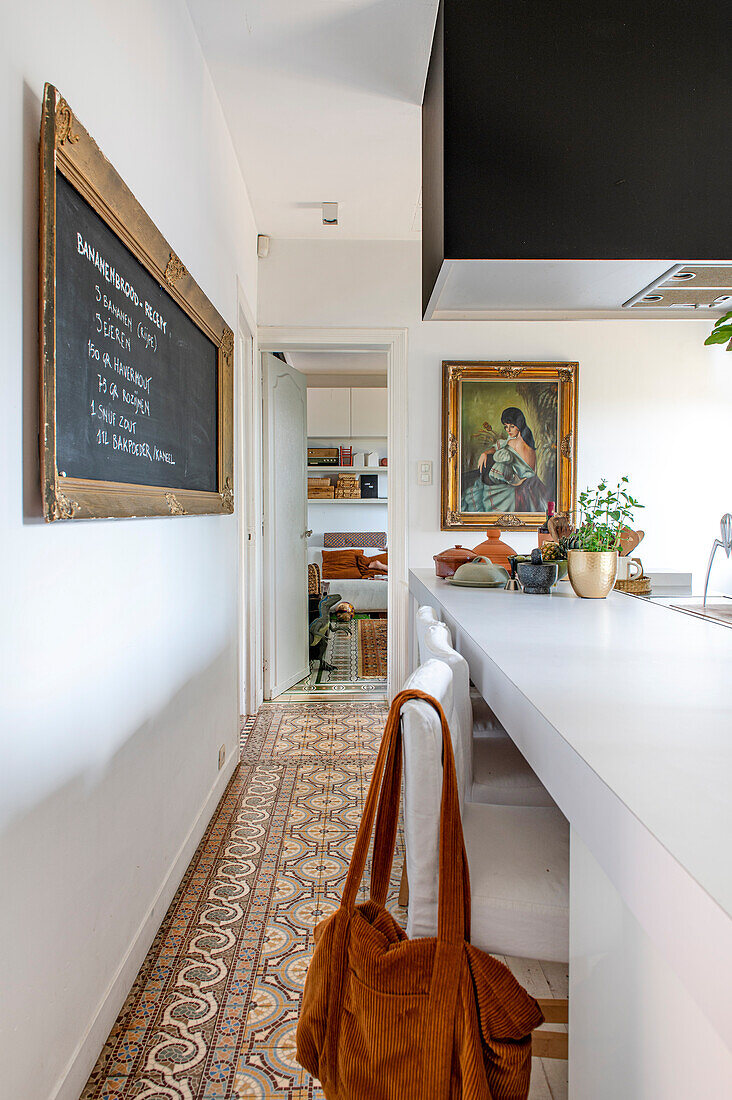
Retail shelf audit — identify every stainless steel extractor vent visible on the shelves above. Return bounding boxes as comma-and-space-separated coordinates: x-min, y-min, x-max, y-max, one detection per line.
624, 266, 732, 310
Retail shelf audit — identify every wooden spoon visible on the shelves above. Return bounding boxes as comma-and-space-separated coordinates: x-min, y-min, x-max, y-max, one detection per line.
619, 528, 645, 557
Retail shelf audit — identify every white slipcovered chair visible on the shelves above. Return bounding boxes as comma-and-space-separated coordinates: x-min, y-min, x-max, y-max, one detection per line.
400, 659, 466, 932
416, 603, 506, 739
415, 603, 440, 664
401, 659, 569, 965
422, 620, 555, 808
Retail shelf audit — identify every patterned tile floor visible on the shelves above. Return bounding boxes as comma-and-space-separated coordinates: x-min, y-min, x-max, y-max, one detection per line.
81, 701, 566, 1100
81, 702, 395, 1100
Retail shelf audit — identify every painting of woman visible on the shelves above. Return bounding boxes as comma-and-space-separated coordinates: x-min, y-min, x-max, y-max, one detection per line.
441, 361, 577, 531
461, 406, 550, 513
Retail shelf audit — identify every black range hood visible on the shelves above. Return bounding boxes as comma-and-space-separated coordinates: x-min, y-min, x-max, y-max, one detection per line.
422, 1, 732, 318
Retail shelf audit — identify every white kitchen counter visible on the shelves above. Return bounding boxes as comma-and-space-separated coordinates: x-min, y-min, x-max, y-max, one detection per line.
409, 568, 732, 1097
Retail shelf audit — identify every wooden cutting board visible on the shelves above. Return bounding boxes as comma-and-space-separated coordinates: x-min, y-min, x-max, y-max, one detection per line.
619, 528, 645, 556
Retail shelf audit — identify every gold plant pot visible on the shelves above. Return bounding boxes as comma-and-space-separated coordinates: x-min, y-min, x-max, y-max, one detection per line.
567, 550, 618, 599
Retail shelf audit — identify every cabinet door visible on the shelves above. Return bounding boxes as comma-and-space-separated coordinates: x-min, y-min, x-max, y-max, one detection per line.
350, 388, 387, 436
307, 388, 350, 436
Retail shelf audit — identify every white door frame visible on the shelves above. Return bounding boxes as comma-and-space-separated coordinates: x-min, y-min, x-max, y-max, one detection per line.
257, 326, 409, 699
237, 281, 262, 716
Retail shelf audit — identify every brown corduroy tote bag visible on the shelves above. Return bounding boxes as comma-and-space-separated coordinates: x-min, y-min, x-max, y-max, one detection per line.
296, 689, 544, 1099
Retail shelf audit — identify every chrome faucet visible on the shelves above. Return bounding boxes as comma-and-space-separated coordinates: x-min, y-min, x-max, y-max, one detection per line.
703, 514, 732, 607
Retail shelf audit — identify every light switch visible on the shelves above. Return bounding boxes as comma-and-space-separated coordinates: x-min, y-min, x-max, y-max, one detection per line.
418, 460, 433, 485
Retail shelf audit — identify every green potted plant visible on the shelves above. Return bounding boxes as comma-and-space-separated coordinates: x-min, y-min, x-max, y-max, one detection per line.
567, 477, 644, 599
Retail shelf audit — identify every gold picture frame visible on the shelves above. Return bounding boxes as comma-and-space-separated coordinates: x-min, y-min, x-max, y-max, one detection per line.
39, 83, 234, 521
441, 361, 578, 531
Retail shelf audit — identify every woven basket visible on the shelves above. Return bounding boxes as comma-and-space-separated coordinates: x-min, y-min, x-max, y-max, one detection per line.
614, 575, 652, 595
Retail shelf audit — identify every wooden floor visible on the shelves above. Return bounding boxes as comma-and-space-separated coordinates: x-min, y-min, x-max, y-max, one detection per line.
501, 956, 568, 1099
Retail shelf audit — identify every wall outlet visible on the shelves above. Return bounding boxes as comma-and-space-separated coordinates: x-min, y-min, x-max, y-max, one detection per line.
418, 460, 433, 485
218, 745, 226, 770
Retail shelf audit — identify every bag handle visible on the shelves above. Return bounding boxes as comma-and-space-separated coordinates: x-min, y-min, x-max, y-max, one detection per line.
325, 690, 471, 1098
367, 711, 403, 907
340, 689, 470, 942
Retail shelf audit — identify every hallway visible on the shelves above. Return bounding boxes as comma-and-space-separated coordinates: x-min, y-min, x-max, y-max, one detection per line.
80, 701, 567, 1100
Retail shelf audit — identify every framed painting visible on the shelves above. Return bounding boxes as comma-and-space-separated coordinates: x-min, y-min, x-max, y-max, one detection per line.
441, 361, 578, 531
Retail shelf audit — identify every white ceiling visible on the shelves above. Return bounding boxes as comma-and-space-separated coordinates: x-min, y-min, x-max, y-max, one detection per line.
185, 0, 438, 240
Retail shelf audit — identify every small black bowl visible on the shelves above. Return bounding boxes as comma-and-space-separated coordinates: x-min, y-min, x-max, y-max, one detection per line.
516, 561, 559, 594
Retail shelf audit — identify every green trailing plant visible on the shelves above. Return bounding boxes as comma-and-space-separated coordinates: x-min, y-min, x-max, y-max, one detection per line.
704, 311, 732, 351
574, 477, 643, 553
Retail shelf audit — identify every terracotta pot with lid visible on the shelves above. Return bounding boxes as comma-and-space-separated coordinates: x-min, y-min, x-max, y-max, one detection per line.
471, 529, 517, 570
433, 545, 482, 579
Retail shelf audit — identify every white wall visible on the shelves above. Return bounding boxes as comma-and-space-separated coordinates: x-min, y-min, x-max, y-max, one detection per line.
0, 4, 257, 1098
260, 240, 732, 593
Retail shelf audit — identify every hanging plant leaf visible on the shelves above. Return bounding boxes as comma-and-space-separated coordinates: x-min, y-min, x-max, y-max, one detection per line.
704, 326, 732, 346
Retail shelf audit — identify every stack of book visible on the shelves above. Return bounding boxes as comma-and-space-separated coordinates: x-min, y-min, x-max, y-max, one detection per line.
308, 476, 335, 499
335, 474, 360, 499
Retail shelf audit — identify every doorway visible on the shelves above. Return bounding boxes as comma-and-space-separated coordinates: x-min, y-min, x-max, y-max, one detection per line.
256, 327, 408, 702
297, 350, 389, 697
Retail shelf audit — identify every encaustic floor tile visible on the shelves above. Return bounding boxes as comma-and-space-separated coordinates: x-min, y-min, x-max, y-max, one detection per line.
81, 698, 560, 1099
81, 700, 388, 1100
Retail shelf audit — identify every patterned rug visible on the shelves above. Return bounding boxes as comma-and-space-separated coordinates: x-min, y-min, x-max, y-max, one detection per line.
80, 701, 396, 1100
285, 617, 387, 694
356, 618, 387, 679
323, 626, 358, 682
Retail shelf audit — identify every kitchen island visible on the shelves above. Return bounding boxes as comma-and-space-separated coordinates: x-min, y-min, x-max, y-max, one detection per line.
410, 568, 731, 1099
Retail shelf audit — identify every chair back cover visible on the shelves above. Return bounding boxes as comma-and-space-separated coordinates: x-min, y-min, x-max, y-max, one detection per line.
296, 687, 543, 1100
416, 604, 440, 663
422, 621, 474, 801
402, 660, 463, 938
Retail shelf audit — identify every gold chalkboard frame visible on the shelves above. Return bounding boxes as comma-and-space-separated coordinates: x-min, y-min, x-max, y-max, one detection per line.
39, 83, 234, 521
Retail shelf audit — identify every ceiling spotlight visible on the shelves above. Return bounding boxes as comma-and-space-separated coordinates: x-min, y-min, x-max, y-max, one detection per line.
322, 202, 338, 226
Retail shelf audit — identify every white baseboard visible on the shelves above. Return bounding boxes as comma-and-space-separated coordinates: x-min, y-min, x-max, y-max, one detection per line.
49, 751, 238, 1100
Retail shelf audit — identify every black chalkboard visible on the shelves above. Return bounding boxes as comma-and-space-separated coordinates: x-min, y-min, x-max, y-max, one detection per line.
54, 171, 218, 492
